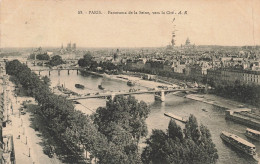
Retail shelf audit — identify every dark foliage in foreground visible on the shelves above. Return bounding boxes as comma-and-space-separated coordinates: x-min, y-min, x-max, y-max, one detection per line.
142, 115, 218, 164
6, 60, 145, 163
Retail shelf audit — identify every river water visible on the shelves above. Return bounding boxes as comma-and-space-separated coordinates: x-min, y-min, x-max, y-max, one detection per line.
35, 69, 259, 164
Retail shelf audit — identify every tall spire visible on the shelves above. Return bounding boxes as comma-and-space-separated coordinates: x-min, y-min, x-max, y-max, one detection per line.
171, 24, 177, 47
171, 32, 176, 47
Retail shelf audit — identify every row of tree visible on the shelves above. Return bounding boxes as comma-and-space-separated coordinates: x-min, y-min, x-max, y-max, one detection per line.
5, 60, 147, 163
6, 59, 219, 163
126, 64, 260, 108
29, 53, 50, 60
28, 53, 64, 66
209, 79, 260, 108
78, 53, 121, 73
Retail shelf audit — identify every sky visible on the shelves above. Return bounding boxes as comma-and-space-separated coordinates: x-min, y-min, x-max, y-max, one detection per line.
0, 0, 260, 48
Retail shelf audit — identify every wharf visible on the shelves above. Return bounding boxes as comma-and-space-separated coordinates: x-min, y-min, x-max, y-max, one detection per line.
226, 110, 260, 130
185, 94, 250, 110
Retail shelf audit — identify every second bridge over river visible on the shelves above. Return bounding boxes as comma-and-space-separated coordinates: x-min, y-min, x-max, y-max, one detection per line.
68, 88, 198, 102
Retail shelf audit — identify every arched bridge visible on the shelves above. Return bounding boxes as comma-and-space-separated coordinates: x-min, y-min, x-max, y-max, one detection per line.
68, 88, 198, 102
31, 67, 84, 75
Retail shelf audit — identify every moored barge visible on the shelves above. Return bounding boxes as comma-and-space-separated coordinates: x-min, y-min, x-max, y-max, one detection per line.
164, 112, 187, 123
245, 128, 260, 141
127, 80, 135, 86
220, 131, 258, 161
75, 84, 85, 89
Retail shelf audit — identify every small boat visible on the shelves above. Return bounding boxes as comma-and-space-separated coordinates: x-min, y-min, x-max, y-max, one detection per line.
75, 84, 85, 89
245, 128, 260, 141
220, 131, 258, 161
98, 84, 104, 90
73, 101, 80, 104
127, 80, 135, 86
164, 113, 187, 123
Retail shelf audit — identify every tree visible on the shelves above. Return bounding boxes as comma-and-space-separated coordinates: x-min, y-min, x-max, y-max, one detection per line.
5, 60, 131, 163
42, 76, 51, 86
142, 116, 218, 164
184, 114, 201, 142
142, 129, 168, 164
49, 55, 64, 66
168, 119, 183, 141
93, 95, 150, 163
78, 52, 94, 68
94, 95, 150, 142
36, 53, 50, 60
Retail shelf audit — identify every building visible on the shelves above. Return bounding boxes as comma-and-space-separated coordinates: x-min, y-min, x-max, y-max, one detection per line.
66, 42, 71, 51
207, 68, 260, 85
72, 43, 76, 51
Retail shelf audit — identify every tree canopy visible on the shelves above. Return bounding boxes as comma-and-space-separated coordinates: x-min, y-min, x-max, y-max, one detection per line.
142, 115, 218, 164
37, 53, 50, 60
49, 55, 64, 66
93, 95, 150, 163
5, 60, 145, 163
78, 52, 97, 68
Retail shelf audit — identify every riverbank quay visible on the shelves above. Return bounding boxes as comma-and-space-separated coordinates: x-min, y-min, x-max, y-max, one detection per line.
185, 93, 258, 111
62, 69, 256, 114
79, 69, 178, 90
120, 71, 259, 111
108, 74, 178, 90
80, 70, 104, 77
1, 73, 61, 164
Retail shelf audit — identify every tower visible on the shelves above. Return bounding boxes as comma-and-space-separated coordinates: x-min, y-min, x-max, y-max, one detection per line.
171, 31, 176, 47
171, 24, 177, 47
72, 43, 76, 51
185, 38, 190, 45
67, 42, 71, 51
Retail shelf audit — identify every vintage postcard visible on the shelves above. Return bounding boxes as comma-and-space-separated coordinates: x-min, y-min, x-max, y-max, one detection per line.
0, 0, 260, 163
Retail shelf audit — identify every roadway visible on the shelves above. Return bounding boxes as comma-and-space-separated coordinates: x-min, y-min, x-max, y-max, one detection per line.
68, 88, 198, 100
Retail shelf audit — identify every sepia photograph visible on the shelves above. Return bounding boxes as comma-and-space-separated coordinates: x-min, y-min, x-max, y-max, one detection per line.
0, 0, 260, 163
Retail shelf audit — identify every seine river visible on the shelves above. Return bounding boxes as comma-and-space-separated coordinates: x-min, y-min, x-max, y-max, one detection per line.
36, 69, 259, 164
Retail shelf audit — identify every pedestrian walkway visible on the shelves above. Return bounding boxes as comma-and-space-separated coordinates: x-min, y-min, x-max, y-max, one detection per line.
4, 115, 33, 164
3, 79, 61, 164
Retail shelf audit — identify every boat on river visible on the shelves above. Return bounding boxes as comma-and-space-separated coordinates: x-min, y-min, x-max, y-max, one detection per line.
245, 128, 260, 141
127, 80, 135, 86
164, 113, 187, 123
75, 84, 85, 89
220, 131, 258, 161
98, 84, 104, 90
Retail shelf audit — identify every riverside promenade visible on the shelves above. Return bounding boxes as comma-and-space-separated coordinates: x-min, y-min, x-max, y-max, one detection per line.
2, 75, 61, 164
185, 94, 255, 111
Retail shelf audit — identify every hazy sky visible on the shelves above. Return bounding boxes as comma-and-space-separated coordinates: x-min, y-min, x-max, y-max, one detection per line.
1, 0, 260, 47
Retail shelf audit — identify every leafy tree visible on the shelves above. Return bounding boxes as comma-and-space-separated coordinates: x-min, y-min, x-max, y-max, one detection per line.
93, 95, 150, 163
42, 76, 51, 86
142, 115, 218, 164
5, 60, 134, 163
78, 52, 94, 68
49, 55, 64, 66
36, 53, 50, 60
168, 119, 183, 141
94, 95, 150, 142
184, 114, 201, 142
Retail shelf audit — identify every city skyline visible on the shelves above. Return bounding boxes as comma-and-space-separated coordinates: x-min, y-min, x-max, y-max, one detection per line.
1, 0, 260, 48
